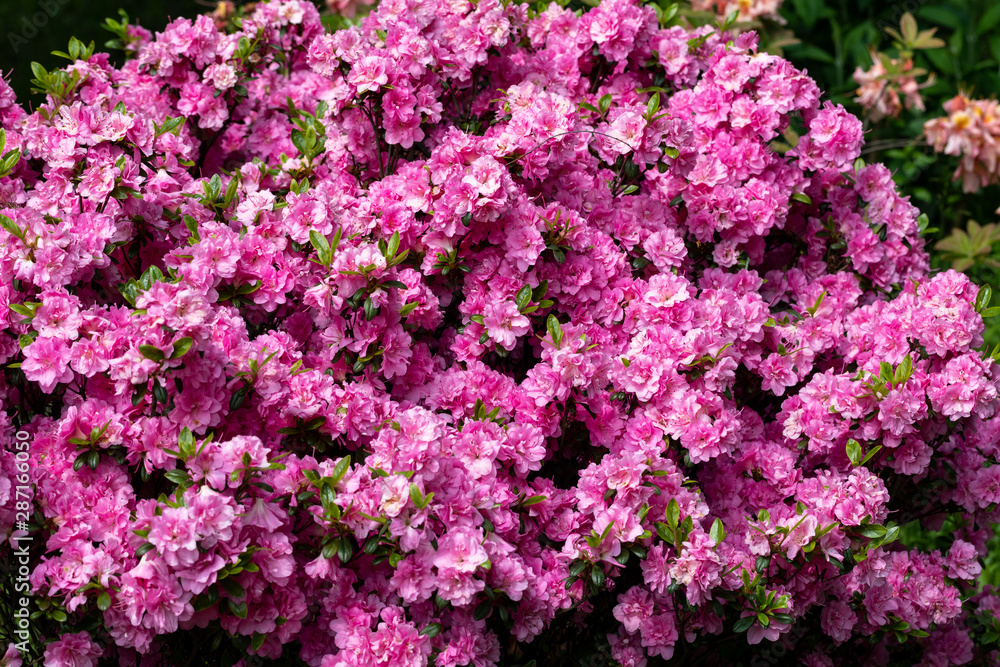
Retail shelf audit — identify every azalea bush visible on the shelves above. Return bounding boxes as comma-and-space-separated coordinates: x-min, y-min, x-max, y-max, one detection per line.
1, 0, 1000, 665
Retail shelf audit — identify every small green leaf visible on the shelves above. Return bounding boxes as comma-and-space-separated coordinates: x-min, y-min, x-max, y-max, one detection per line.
420, 623, 443, 638
709, 518, 725, 545
169, 337, 193, 359
846, 439, 862, 466
386, 231, 400, 259
230, 385, 248, 411
515, 285, 532, 312
645, 92, 660, 121
138, 345, 165, 362
310, 230, 332, 267
666, 498, 680, 529
220, 577, 245, 600
178, 427, 196, 460
0, 214, 25, 241
598, 94, 613, 116
879, 362, 894, 384
734, 616, 755, 633
859, 445, 883, 467
331, 455, 351, 484
546, 314, 563, 348
96, 592, 112, 611
858, 524, 887, 539
229, 600, 248, 619
976, 284, 993, 313
893, 354, 913, 384
791, 192, 812, 205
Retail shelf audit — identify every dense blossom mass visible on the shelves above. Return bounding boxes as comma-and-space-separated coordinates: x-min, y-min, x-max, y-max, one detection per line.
0, 0, 998, 665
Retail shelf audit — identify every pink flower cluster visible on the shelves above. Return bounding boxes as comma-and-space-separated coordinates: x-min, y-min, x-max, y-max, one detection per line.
853, 49, 929, 123
692, 0, 785, 23
925, 93, 1000, 193
1, 0, 998, 665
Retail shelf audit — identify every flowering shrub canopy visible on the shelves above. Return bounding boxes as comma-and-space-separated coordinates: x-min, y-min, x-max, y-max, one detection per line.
1, 0, 999, 665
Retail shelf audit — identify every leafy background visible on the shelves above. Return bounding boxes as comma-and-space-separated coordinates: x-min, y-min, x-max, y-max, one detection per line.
1, 0, 203, 100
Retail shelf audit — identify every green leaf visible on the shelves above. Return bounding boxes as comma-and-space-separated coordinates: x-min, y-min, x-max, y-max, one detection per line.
859, 445, 882, 467
846, 439, 862, 466
515, 285, 532, 312
220, 577, 245, 600
178, 427, 196, 460
791, 192, 812, 205
230, 385, 248, 411
894, 354, 912, 384
9, 303, 36, 318
96, 592, 112, 611
598, 94, 613, 116
532, 280, 549, 302
331, 455, 351, 484
918, 5, 962, 29
520, 495, 547, 507
645, 92, 660, 121
546, 314, 563, 348
251, 632, 266, 651
721, 8, 740, 29
879, 362, 894, 384
709, 518, 725, 545
420, 623, 443, 638
734, 616, 755, 633
410, 483, 428, 509
666, 498, 680, 529
135, 542, 155, 557
224, 175, 240, 205
976, 284, 993, 313
386, 231, 400, 259
0, 214, 25, 241
310, 230, 332, 267
654, 521, 674, 543
72, 451, 90, 472
858, 524, 887, 539
474, 599, 492, 621
229, 600, 248, 618
805, 290, 826, 317
169, 337, 193, 359
138, 345, 165, 362
979, 3, 1000, 35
